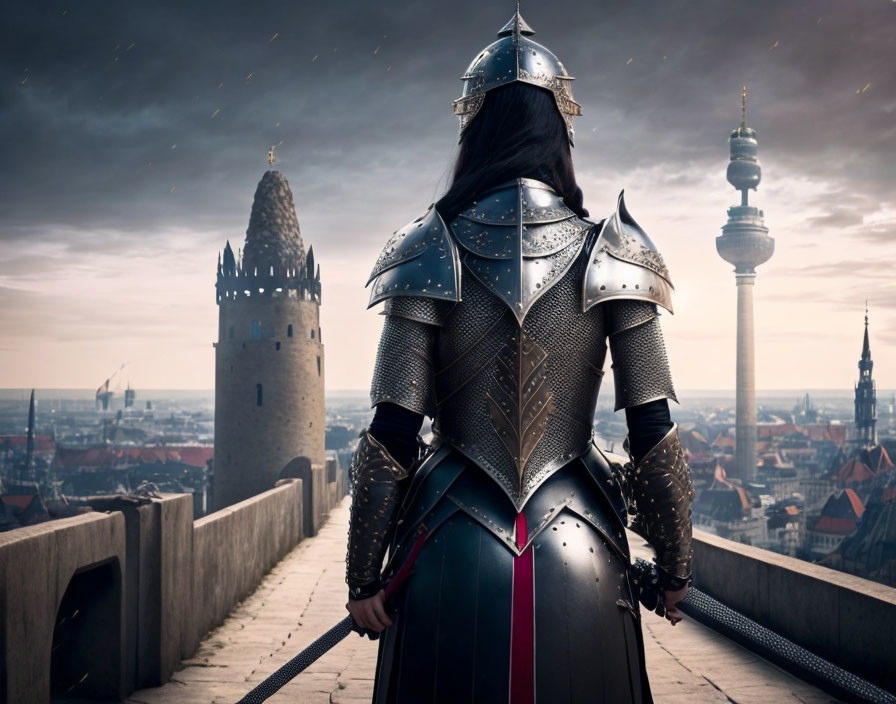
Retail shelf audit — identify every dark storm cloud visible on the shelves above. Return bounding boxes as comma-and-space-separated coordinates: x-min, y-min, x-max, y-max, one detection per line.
0, 0, 893, 256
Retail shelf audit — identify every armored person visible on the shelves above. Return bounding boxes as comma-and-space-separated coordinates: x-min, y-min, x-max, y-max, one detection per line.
346, 10, 694, 704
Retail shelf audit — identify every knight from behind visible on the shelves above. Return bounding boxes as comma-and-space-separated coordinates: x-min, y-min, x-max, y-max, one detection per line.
345, 9, 694, 704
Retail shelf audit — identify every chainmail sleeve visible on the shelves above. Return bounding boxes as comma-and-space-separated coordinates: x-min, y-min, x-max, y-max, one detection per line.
606, 299, 677, 411
369, 297, 447, 417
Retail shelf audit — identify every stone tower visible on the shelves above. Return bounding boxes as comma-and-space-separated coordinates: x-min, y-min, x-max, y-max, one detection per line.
716, 87, 775, 483
213, 170, 325, 510
854, 306, 877, 447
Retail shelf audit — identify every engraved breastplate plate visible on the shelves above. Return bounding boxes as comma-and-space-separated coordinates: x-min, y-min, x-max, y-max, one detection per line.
434, 247, 608, 510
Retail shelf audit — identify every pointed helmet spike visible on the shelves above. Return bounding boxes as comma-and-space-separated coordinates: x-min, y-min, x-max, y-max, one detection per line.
497, 5, 535, 37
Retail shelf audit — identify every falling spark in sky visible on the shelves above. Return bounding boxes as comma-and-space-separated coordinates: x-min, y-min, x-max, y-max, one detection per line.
217, 82, 223, 88
245, 72, 254, 80
856, 82, 872, 94
625, 57, 633, 65
210, 108, 220, 119
817, 16, 824, 23
61, 9, 67, 15
769, 40, 780, 50
374, 46, 380, 54
170, 186, 176, 193
387, 65, 392, 72
126, 42, 136, 51
274, 121, 280, 127
312, 54, 318, 62
269, 32, 279, 43
170, 144, 176, 150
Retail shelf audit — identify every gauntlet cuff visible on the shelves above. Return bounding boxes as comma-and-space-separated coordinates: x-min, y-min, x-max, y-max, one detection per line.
346, 431, 409, 594
625, 424, 695, 581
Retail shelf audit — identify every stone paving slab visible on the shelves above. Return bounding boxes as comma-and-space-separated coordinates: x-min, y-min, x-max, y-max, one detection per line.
127, 498, 840, 704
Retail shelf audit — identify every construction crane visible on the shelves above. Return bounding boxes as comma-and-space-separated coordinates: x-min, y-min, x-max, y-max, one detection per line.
96, 363, 125, 411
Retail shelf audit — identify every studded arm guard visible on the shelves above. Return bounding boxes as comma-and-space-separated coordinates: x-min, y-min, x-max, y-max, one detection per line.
346, 431, 410, 600
623, 425, 695, 589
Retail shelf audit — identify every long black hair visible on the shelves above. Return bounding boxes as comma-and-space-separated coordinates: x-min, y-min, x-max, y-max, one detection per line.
435, 82, 587, 224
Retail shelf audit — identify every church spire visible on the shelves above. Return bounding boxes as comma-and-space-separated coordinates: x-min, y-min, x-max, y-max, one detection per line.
855, 304, 877, 447
862, 301, 871, 362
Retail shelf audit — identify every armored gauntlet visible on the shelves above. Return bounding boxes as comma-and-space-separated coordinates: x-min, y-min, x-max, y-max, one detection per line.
624, 424, 695, 590
345, 431, 409, 600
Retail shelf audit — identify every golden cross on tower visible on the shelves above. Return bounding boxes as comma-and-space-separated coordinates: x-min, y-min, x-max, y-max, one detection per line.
268, 145, 275, 165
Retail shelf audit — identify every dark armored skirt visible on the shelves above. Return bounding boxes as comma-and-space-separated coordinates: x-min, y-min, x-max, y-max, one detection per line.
373, 444, 652, 704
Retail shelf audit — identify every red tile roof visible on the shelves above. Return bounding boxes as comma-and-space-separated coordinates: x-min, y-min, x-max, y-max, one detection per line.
0, 434, 56, 452
844, 488, 865, 520
54, 445, 213, 469
835, 457, 875, 483
811, 516, 858, 535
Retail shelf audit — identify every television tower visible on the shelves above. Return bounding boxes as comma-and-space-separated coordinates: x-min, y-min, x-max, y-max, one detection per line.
716, 87, 774, 482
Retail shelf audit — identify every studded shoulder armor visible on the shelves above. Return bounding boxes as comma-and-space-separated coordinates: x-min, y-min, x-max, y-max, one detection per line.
583, 191, 674, 314
450, 178, 592, 324
367, 205, 462, 308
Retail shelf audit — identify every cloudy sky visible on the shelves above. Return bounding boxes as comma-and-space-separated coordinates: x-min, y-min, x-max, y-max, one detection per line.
1, 0, 894, 394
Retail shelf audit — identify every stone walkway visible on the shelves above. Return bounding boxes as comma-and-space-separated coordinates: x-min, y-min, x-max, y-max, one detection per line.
127, 498, 839, 704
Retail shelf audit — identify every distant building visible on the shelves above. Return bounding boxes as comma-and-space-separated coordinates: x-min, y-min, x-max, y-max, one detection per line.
821, 479, 896, 587
806, 489, 864, 560
855, 307, 877, 447
213, 170, 325, 509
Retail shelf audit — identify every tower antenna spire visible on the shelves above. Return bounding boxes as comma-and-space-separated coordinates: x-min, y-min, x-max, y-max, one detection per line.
268, 145, 275, 166
741, 84, 747, 129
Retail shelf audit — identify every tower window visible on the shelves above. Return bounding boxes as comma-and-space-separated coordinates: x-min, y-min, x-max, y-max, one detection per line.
275, 341, 281, 351
287, 324, 293, 338
250, 320, 261, 339
317, 356, 321, 376
311, 328, 315, 339
256, 383, 263, 407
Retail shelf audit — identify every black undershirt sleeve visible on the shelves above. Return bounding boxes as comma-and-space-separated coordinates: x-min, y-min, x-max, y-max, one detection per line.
368, 402, 425, 469
624, 398, 674, 465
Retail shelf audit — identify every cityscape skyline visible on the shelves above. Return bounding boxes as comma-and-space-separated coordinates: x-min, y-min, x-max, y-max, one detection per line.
0, 0, 893, 392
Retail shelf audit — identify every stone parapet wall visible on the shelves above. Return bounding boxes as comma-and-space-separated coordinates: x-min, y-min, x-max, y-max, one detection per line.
692, 528, 896, 693
0, 473, 347, 704
0, 512, 127, 704
186, 478, 304, 657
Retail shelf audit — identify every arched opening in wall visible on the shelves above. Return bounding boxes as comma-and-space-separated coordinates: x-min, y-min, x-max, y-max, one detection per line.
256, 383, 263, 406
250, 320, 262, 339
310, 328, 315, 339
51, 559, 122, 700
275, 341, 281, 351
287, 324, 293, 338
317, 356, 321, 376
280, 456, 315, 537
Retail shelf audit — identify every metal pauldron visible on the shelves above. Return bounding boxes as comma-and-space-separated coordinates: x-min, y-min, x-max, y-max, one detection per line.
619, 424, 695, 588
345, 431, 409, 600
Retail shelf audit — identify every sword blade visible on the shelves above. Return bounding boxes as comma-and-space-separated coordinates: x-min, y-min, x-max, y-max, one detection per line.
235, 615, 356, 704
